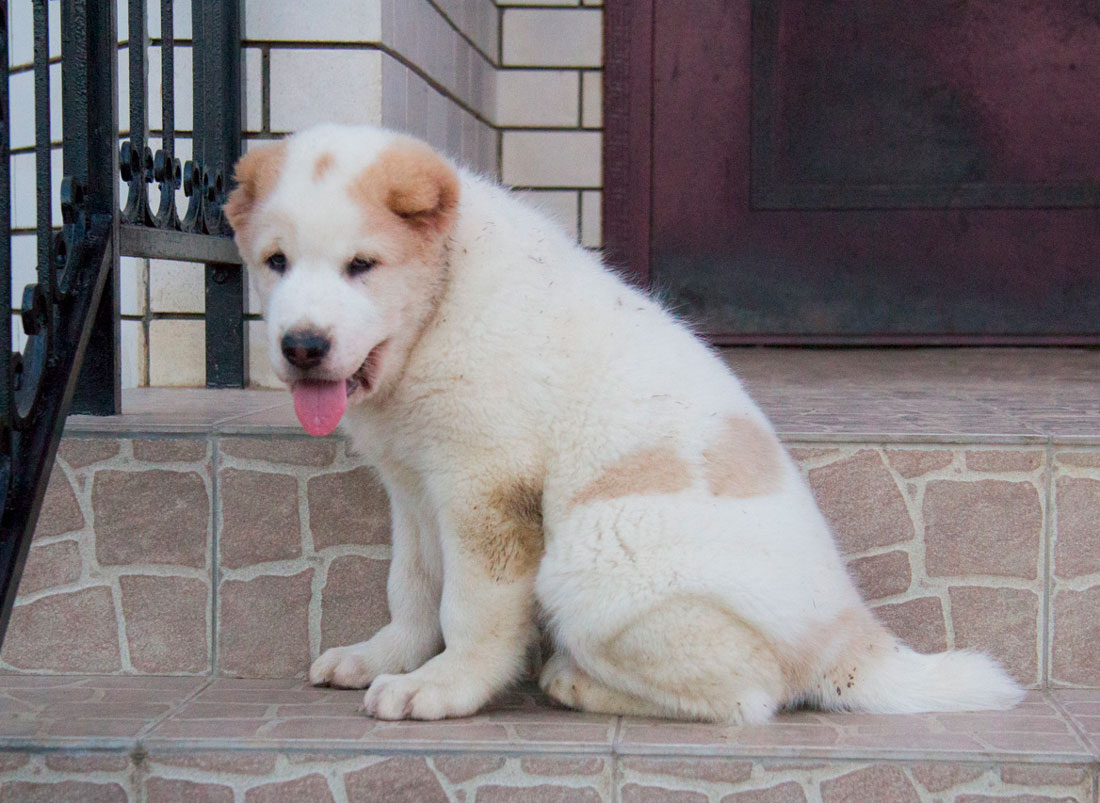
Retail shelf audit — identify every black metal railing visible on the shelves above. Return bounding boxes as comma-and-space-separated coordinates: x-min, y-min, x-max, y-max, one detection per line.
0, 0, 245, 646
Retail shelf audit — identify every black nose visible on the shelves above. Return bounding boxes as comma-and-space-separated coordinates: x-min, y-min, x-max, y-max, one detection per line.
281, 329, 330, 369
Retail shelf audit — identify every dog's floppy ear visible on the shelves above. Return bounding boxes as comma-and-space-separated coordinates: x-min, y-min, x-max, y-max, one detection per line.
224, 140, 287, 234
358, 139, 460, 236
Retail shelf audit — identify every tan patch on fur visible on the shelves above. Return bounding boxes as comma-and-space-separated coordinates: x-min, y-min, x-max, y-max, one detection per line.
224, 140, 288, 237
600, 595, 787, 716
572, 445, 692, 507
703, 416, 784, 497
312, 151, 335, 181
463, 479, 544, 582
348, 139, 460, 261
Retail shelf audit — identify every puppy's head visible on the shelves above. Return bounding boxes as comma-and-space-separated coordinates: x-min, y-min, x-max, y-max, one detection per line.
225, 125, 459, 434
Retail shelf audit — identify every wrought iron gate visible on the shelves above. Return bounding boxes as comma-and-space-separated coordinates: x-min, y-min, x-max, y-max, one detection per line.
0, 0, 245, 645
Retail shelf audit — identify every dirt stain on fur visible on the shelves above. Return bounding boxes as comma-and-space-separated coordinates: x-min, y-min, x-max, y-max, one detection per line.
703, 416, 784, 497
572, 445, 693, 507
464, 478, 544, 581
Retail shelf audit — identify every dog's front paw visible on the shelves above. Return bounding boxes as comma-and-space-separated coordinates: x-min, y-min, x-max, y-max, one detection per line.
362, 672, 480, 720
310, 645, 380, 689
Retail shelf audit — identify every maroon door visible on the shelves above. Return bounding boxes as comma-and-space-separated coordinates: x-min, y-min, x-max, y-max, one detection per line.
604, 1, 1100, 344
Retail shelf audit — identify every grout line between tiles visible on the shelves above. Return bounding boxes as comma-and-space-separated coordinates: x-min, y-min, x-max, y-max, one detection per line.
210, 435, 221, 675
1042, 435, 1055, 687
1046, 689, 1100, 762
135, 676, 217, 743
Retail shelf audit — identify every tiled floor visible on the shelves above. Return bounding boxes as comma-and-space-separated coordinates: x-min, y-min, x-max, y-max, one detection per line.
66, 348, 1100, 441
1, 676, 1098, 761
2, 677, 1099, 801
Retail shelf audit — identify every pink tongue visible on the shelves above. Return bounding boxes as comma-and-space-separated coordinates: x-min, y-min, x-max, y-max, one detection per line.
292, 380, 347, 437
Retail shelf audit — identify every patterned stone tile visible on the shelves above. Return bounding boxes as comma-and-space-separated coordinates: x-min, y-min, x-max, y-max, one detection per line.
0, 675, 207, 749
790, 444, 1047, 687
214, 438, 393, 678
140, 751, 614, 802
144, 682, 617, 752
616, 692, 1091, 762
4, 438, 214, 675
617, 756, 1095, 803
1051, 450, 1100, 687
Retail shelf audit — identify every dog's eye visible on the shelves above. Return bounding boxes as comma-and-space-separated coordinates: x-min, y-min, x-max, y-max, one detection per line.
266, 252, 288, 274
347, 257, 377, 277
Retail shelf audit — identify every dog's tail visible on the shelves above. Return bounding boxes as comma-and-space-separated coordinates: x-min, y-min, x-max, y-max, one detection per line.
808, 616, 1023, 715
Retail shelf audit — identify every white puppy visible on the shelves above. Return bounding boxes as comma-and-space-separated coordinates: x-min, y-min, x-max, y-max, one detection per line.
225, 124, 1022, 723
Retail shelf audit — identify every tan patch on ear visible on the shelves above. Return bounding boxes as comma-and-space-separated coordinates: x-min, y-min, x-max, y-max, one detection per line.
572, 445, 693, 507
703, 417, 784, 497
350, 139, 460, 240
312, 151, 335, 181
463, 478, 544, 582
224, 140, 288, 235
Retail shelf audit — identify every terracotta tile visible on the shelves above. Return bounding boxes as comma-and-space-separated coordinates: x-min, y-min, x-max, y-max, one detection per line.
220, 437, 339, 466
950, 586, 1039, 685
1051, 586, 1100, 686
923, 480, 1042, 579
521, 757, 606, 776
1, 586, 121, 672
808, 451, 914, 553
43, 718, 148, 738
883, 448, 954, 478
619, 757, 753, 784
17, 539, 82, 595
965, 450, 1043, 473
267, 717, 377, 739
57, 437, 122, 468
219, 468, 302, 568
44, 753, 131, 772
433, 755, 507, 784
0, 753, 30, 771
721, 783, 808, 803
93, 469, 209, 568
344, 757, 448, 802
872, 596, 948, 653
172, 701, 271, 719
133, 438, 208, 463
320, 556, 391, 651
245, 774, 335, 803
146, 778, 233, 803
148, 751, 278, 774
479, 786, 605, 803
307, 466, 390, 549
0, 781, 129, 803
119, 575, 209, 673
786, 446, 843, 462
1056, 450, 1100, 469
1054, 476, 1100, 579
1000, 763, 1091, 786
846, 550, 911, 601
218, 570, 313, 678
621, 786, 706, 803
909, 762, 986, 792
36, 464, 84, 537
148, 719, 267, 740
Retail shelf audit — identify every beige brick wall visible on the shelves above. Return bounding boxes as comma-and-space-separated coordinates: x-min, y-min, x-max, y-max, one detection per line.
6, 0, 604, 389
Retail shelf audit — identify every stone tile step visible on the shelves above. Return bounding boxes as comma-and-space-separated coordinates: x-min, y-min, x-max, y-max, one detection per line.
1, 676, 1099, 801
3, 349, 1098, 686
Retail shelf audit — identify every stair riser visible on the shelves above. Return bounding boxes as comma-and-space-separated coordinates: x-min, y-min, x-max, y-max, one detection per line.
0, 751, 1096, 802
4, 434, 1099, 687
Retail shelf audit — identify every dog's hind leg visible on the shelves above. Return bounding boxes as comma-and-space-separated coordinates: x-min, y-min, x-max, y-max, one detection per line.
553, 595, 788, 724
539, 652, 673, 717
